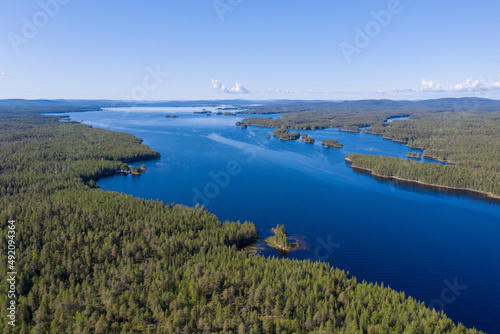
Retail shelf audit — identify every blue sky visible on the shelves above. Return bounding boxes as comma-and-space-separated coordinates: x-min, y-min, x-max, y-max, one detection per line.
1, 0, 500, 100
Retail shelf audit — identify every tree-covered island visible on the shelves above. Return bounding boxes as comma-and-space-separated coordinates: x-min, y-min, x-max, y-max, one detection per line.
265, 224, 300, 252
300, 133, 315, 143
322, 139, 344, 148
273, 128, 301, 140
119, 164, 147, 175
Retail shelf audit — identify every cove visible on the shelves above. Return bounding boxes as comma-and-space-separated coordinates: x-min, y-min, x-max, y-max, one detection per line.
59, 107, 500, 333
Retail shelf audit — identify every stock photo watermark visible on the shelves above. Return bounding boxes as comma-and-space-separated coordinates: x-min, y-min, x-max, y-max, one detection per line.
121, 65, 169, 101
428, 277, 467, 313
7, 0, 72, 54
339, 0, 406, 64
5, 220, 17, 327
304, 235, 341, 262
213, 0, 243, 21
193, 142, 256, 207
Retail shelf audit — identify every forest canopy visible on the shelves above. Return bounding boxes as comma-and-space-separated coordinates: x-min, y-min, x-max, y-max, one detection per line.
0, 102, 485, 333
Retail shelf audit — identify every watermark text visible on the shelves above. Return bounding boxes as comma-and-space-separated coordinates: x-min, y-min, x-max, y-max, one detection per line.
6, 220, 17, 327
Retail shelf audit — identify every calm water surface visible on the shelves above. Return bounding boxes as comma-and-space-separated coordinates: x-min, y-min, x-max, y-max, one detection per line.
60, 107, 500, 333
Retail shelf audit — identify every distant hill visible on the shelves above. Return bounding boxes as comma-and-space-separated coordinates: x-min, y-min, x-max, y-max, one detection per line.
242, 98, 500, 114
1, 97, 498, 114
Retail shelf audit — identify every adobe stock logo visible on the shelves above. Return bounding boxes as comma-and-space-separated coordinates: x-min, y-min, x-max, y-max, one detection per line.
121, 66, 169, 101
339, 0, 406, 64
428, 277, 468, 313
193, 142, 257, 207
7, 0, 72, 54
213, 0, 243, 21
304, 236, 341, 262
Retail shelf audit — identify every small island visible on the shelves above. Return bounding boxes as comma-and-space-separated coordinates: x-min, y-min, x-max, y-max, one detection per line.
265, 224, 299, 253
121, 164, 147, 175
322, 139, 344, 149
407, 152, 422, 159
165, 115, 179, 118
241, 124, 247, 129
217, 107, 239, 111
273, 128, 300, 141
300, 133, 315, 144
223, 112, 237, 116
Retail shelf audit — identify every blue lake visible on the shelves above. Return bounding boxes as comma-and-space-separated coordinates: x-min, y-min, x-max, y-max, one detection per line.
60, 107, 500, 333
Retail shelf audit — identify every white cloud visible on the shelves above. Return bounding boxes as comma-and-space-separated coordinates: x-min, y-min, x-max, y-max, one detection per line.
265, 88, 293, 94
449, 78, 498, 92
0, 72, 13, 78
419, 79, 443, 92
302, 90, 326, 94
377, 76, 500, 95
377, 87, 415, 95
450, 78, 485, 92
393, 88, 415, 93
211, 79, 250, 94
485, 75, 500, 90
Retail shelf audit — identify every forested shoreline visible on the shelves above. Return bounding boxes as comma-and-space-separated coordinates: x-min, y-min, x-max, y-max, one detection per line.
360, 112, 500, 198
0, 105, 484, 333
238, 99, 500, 201
346, 154, 500, 200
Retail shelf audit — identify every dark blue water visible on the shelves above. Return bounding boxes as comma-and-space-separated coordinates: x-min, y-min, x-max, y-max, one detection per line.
60, 108, 500, 333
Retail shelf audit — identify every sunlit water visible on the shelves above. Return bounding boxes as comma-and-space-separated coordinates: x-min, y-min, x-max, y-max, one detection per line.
56, 107, 500, 333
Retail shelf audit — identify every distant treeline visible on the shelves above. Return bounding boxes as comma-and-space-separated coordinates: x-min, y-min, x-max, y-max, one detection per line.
239, 98, 500, 131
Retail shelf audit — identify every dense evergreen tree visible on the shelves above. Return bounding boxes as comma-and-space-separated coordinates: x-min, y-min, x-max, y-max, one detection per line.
346, 153, 500, 198
354, 112, 500, 197
0, 106, 484, 333
407, 152, 422, 159
273, 225, 292, 249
